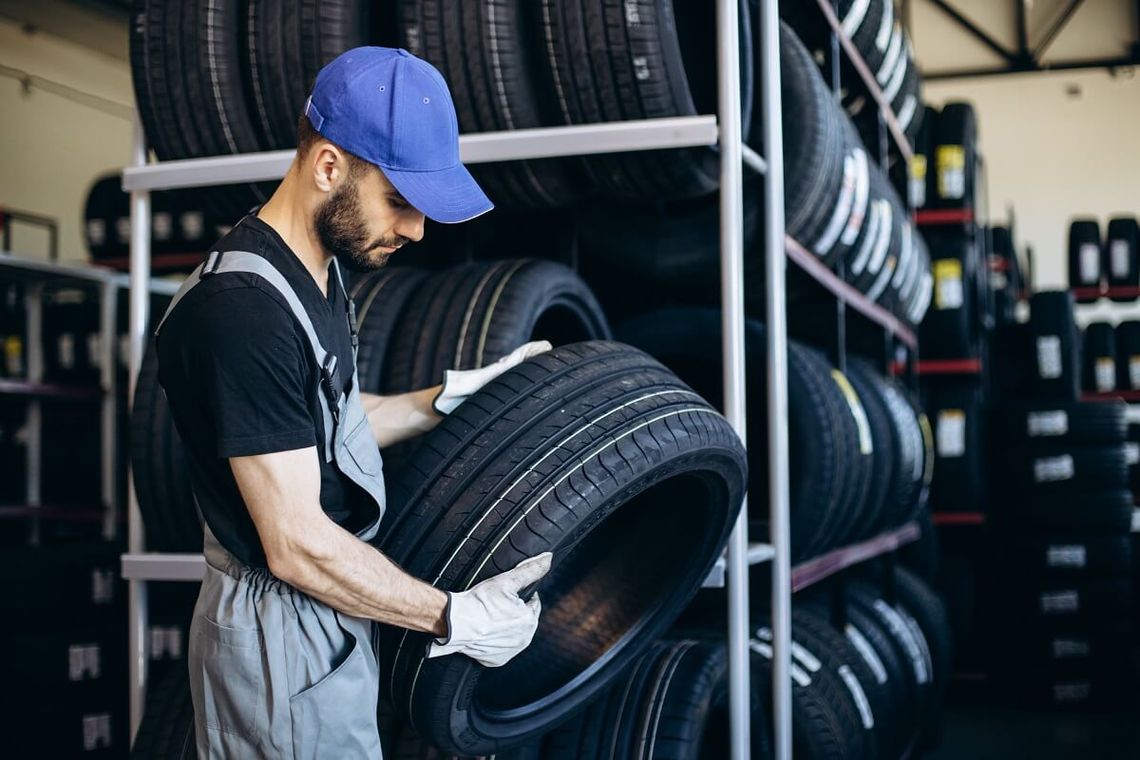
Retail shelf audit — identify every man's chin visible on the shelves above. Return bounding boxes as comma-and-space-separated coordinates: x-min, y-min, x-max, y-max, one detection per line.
336, 249, 391, 273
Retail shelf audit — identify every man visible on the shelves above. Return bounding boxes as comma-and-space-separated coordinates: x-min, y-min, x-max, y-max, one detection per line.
155, 47, 552, 758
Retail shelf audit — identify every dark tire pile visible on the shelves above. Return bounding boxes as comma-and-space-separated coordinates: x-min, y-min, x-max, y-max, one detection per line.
986, 290, 1137, 707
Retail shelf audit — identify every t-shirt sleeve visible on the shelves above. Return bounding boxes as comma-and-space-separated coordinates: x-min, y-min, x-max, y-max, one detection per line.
190, 287, 317, 458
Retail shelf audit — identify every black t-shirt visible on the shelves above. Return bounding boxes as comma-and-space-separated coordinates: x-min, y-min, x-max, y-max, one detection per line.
156, 214, 373, 567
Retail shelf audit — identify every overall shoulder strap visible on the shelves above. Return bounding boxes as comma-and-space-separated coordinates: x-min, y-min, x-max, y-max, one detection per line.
156, 251, 346, 453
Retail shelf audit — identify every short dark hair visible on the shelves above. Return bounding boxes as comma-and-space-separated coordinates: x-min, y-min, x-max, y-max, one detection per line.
296, 113, 371, 178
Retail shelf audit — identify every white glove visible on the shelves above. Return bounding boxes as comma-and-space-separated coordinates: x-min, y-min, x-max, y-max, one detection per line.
433, 341, 553, 415
426, 552, 553, 668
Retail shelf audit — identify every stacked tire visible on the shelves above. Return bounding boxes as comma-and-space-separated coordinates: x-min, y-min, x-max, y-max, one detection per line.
987, 225, 1025, 327
83, 174, 227, 265
617, 307, 932, 563
1082, 321, 1117, 393
1116, 320, 1140, 392
992, 400, 1135, 706
1069, 216, 1140, 299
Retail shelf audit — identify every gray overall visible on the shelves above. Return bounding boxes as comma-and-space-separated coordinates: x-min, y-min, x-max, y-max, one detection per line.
157, 250, 387, 759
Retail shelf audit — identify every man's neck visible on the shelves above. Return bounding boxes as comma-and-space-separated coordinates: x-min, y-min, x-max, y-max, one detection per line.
256, 170, 332, 295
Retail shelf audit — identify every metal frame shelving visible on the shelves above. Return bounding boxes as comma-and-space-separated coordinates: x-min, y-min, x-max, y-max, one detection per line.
119, 2, 924, 757
0, 254, 178, 543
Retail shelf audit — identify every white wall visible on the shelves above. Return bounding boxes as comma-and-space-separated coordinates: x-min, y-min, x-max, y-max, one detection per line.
0, 12, 134, 262
923, 68, 1140, 293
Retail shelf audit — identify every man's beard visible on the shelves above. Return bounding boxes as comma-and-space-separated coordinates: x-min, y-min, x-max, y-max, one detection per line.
314, 180, 406, 272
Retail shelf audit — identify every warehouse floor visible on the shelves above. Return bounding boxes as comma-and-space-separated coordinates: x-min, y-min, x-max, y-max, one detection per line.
929, 693, 1140, 759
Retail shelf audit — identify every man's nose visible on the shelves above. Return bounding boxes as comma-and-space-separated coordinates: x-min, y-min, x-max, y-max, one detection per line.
398, 211, 426, 243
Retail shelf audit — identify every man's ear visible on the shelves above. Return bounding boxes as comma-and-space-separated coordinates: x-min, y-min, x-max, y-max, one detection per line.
310, 143, 347, 193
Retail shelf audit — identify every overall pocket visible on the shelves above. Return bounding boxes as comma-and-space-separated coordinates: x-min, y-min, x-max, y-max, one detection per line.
289, 620, 378, 759
190, 616, 267, 740
341, 416, 383, 476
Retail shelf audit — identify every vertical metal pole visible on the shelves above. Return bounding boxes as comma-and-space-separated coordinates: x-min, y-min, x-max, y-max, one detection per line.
127, 116, 151, 742
717, 0, 751, 758
758, 2, 791, 759
100, 279, 118, 541
25, 282, 44, 545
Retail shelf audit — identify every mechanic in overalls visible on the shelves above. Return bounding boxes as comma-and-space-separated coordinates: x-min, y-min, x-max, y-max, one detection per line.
155, 47, 553, 758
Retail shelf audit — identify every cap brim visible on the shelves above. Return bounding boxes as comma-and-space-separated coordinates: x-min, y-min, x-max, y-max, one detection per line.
379, 162, 493, 224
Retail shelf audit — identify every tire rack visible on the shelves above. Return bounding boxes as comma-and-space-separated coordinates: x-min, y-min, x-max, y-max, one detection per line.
118, 2, 922, 757
0, 254, 177, 539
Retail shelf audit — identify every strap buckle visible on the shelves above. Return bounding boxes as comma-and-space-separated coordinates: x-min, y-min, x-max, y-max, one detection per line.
321, 354, 342, 424
200, 250, 224, 277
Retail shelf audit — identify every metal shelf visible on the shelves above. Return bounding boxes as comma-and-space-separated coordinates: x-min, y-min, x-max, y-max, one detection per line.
811, 0, 913, 164
932, 511, 985, 526
96, 252, 208, 274
791, 522, 920, 592
704, 542, 777, 588
122, 117, 719, 192
785, 235, 918, 348
915, 358, 983, 376
1082, 390, 1140, 403
121, 553, 206, 582
0, 378, 103, 400
1073, 286, 1140, 303
915, 208, 975, 227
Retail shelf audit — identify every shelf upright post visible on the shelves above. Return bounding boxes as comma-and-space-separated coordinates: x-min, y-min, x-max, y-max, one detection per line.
100, 278, 118, 541
757, 1, 791, 758
126, 116, 151, 741
717, 0, 751, 757
24, 281, 44, 545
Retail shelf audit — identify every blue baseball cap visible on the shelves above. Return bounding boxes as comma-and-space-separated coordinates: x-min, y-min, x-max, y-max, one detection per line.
304, 47, 493, 224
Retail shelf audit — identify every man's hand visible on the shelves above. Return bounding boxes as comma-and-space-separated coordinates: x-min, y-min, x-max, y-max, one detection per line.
433, 341, 553, 415
427, 552, 553, 667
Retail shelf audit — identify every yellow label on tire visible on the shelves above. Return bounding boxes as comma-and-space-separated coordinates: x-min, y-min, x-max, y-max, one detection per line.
831, 370, 873, 455
936, 145, 966, 199
933, 258, 963, 310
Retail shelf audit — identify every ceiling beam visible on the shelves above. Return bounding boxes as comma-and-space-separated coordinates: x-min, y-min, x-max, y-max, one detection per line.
925, 0, 1017, 63
923, 52, 1140, 80
1032, 0, 1086, 60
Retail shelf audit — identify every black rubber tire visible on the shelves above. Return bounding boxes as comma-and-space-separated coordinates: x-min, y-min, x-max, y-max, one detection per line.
1003, 445, 1131, 493
929, 101, 977, 212
780, 22, 848, 252
1068, 219, 1103, 296
538, 0, 752, 201
925, 381, 986, 513
615, 308, 853, 561
131, 0, 202, 160
847, 580, 936, 740
545, 639, 770, 759
999, 489, 1135, 533
878, 376, 929, 529
131, 341, 202, 553
348, 267, 431, 394
1115, 320, 1140, 390
750, 619, 868, 759
376, 341, 747, 755
381, 259, 611, 394
1010, 534, 1133, 578
890, 567, 951, 751
910, 105, 936, 209
996, 400, 1128, 447
900, 507, 941, 586
397, 0, 589, 208
1082, 322, 1118, 392
576, 179, 764, 296
1105, 216, 1140, 296
845, 360, 898, 541
1028, 290, 1081, 402
919, 231, 981, 359
792, 607, 888, 760
129, 666, 196, 759
1018, 578, 1134, 620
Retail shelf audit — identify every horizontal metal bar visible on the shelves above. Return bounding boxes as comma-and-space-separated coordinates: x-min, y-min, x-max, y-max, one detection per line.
703, 556, 727, 588
1, 252, 117, 284
121, 553, 205, 582
122, 117, 720, 192
741, 144, 768, 175
748, 542, 776, 564
923, 54, 1140, 80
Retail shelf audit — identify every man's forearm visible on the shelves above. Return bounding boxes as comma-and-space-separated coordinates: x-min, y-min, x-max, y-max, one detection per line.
360, 388, 443, 447
271, 516, 448, 635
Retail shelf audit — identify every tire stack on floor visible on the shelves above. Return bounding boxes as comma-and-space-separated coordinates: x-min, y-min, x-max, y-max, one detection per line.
988, 291, 1137, 707
916, 103, 988, 517
987, 225, 1026, 327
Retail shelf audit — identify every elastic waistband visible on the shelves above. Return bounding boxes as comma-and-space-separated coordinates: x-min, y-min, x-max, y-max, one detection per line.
202, 524, 295, 596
